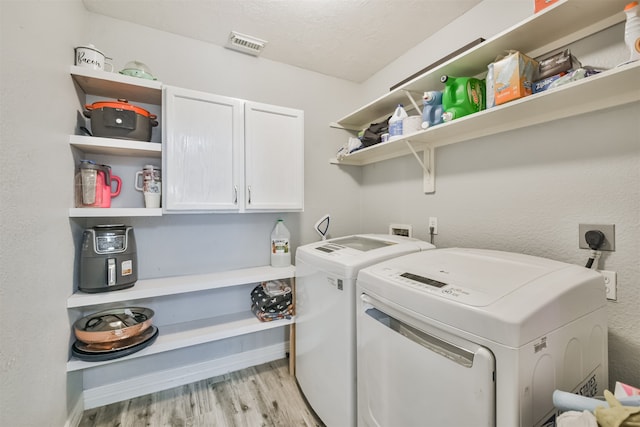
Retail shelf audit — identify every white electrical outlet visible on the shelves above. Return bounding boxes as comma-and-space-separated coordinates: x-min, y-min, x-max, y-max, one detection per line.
599, 270, 617, 301
428, 217, 438, 235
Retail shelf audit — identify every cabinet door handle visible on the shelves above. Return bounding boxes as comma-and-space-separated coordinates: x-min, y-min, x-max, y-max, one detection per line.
234, 185, 238, 204
247, 186, 252, 204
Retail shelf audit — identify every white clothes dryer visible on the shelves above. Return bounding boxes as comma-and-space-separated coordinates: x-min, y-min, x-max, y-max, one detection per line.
356, 248, 608, 427
295, 234, 434, 427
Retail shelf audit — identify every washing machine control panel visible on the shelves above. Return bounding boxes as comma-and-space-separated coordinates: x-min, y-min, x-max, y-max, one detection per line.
315, 243, 345, 253
399, 272, 447, 288
374, 267, 485, 305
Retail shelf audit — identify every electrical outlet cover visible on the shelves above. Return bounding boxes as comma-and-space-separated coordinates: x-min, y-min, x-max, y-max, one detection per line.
578, 224, 615, 251
600, 270, 617, 301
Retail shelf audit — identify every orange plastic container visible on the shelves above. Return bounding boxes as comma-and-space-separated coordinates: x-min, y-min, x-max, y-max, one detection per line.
535, 0, 560, 13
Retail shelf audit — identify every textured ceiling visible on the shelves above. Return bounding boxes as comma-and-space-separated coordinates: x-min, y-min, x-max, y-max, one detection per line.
82, 0, 481, 83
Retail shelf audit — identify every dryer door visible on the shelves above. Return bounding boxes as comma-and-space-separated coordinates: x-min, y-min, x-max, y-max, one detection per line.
357, 293, 496, 427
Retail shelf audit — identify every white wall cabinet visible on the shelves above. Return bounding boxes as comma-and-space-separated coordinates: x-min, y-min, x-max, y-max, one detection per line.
162, 86, 244, 212
163, 86, 304, 213
245, 101, 304, 211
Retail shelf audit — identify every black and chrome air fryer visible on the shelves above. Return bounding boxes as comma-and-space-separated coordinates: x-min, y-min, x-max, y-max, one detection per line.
79, 224, 138, 293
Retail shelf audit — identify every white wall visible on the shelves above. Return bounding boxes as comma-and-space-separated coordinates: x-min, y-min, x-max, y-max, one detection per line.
356, 1, 640, 389
0, 1, 88, 425
0, 1, 362, 425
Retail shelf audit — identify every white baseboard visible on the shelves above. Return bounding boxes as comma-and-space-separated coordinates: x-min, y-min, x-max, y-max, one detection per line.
64, 396, 84, 427
83, 341, 288, 410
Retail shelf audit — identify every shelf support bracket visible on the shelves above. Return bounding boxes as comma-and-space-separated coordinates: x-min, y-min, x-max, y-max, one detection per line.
402, 90, 422, 116
405, 140, 434, 194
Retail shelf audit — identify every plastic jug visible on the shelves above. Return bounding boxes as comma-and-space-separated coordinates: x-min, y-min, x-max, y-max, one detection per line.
270, 219, 291, 267
75, 160, 121, 208
421, 91, 444, 129
440, 75, 485, 122
624, 1, 640, 62
388, 104, 408, 140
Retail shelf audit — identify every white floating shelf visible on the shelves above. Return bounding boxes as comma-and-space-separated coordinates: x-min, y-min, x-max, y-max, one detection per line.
70, 65, 162, 104
69, 135, 161, 157
67, 265, 296, 308
67, 312, 294, 372
68, 208, 162, 218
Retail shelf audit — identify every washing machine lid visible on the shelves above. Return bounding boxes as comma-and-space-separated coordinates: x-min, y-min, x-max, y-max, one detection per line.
357, 248, 606, 346
296, 234, 434, 279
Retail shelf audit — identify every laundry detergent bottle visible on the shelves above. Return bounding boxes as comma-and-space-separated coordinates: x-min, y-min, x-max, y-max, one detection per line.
388, 104, 408, 140
270, 219, 291, 267
421, 91, 444, 129
440, 75, 485, 122
624, 1, 640, 62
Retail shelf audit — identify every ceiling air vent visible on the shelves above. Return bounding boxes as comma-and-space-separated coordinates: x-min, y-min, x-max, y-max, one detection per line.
225, 31, 267, 56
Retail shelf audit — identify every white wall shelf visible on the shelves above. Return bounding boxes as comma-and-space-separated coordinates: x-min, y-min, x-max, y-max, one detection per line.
332, 61, 640, 167
68, 208, 162, 217
70, 65, 162, 104
68, 265, 295, 380
70, 135, 162, 157
67, 312, 294, 372
332, 0, 628, 130
330, 0, 638, 194
68, 265, 296, 308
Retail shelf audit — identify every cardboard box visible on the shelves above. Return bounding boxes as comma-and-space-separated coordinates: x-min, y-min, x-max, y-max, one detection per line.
493, 51, 539, 105
538, 49, 579, 80
532, 72, 566, 94
535, 0, 560, 13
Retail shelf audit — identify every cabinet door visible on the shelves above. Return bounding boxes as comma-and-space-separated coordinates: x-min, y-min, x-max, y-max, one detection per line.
163, 86, 244, 212
245, 102, 304, 211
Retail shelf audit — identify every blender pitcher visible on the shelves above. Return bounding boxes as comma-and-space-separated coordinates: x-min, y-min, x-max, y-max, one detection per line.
75, 160, 122, 208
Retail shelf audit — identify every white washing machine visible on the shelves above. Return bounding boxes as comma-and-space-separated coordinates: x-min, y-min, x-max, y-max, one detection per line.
356, 248, 608, 427
295, 234, 434, 427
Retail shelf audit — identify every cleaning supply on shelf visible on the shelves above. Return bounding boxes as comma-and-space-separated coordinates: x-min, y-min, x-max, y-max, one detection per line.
440, 75, 485, 122
270, 219, 291, 267
537, 49, 580, 80
624, 1, 640, 62
388, 104, 408, 140
421, 91, 444, 128
486, 63, 495, 109
493, 50, 538, 105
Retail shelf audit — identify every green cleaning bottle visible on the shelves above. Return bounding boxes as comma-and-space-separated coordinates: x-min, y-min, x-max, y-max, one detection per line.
440, 75, 486, 122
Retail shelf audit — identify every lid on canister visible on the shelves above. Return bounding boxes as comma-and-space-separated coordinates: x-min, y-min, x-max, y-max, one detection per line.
84, 99, 154, 118
626, 1, 639, 10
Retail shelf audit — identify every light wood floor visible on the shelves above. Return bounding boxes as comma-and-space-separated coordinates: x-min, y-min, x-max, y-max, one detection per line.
79, 359, 324, 427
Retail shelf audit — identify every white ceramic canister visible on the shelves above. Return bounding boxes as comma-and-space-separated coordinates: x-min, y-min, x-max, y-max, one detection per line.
74, 44, 113, 71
